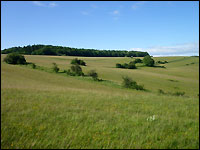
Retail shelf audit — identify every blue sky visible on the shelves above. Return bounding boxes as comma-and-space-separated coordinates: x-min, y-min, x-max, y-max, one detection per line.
1, 1, 199, 56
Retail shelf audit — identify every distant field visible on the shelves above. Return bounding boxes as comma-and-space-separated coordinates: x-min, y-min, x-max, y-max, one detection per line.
1, 54, 199, 149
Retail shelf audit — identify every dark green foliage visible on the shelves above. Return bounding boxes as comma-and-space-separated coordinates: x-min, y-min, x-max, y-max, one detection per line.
116, 63, 122, 68
160, 66, 166, 68
168, 79, 178, 82
1, 44, 149, 57
66, 69, 76, 76
158, 89, 165, 94
70, 65, 84, 76
116, 61, 136, 69
3, 53, 27, 65
157, 60, 168, 64
52, 62, 59, 73
31, 63, 36, 69
134, 58, 142, 63
71, 58, 86, 66
128, 62, 136, 69
122, 76, 144, 90
172, 91, 185, 96
158, 89, 185, 96
88, 70, 98, 81
143, 55, 155, 67
122, 63, 129, 68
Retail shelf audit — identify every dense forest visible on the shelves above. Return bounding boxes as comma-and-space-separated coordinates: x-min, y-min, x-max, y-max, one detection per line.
1, 45, 149, 57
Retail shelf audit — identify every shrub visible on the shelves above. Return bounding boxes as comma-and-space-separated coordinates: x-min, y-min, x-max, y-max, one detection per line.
71, 58, 86, 66
66, 69, 76, 76
173, 91, 185, 96
79, 60, 86, 66
160, 66, 166, 68
157, 60, 168, 64
71, 64, 84, 76
158, 89, 165, 94
122, 63, 129, 68
143, 55, 155, 67
3, 53, 27, 65
52, 62, 59, 73
116, 62, 136, 69
122, 76, 144, 90
31, 63, 36, 69
88, 70, 98, 80
128, 62, 136, 69
116, 63, 122, 68
134, 58, 142, 63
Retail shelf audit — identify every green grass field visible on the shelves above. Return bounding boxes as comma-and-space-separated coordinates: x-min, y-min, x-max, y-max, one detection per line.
1, 54, 199, 149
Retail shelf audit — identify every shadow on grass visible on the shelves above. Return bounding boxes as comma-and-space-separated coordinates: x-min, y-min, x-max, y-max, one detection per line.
152, 65, 166, 68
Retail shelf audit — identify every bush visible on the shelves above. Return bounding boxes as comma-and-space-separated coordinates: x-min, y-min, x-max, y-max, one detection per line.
122, 63, 129, 68
116, 62, 136, 69
71, 58, 86, 66
128, 62, 136, 69
3, 53, 27, 65
70, 64, 84, 76
157, 60, 168, 64
122, 76, 144, 90
158, 89, 165, 94
116, 63, 122, 68
134, 58, 142, 63
79, 60, 86, 66
173, 91, 185, 96
52, 62, 59, 73
66, 69, 76, 76
88, 70, 98, 80
143, 55, 155, 67
31, 63, 36, 69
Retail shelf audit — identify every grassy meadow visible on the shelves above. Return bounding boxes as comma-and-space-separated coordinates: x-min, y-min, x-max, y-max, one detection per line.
1, 54, 199, 149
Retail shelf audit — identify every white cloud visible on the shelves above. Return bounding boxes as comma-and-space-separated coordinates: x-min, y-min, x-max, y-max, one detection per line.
49, 2, 57, 7
32, 1, 45, 7
130, 42, 199, 56
132, 1, 147, 10
110, 10, 120, 20
81, 11, 90, 15
111, 10, 120, 15
32, 1, 58, 8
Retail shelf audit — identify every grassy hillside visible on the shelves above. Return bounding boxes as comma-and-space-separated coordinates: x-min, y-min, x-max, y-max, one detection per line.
1, 54, 199, 149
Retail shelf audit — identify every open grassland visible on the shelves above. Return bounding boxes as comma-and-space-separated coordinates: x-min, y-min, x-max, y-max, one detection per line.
1, 54, 199, 149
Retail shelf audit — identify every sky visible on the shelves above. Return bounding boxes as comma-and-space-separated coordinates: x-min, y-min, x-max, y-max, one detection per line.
1, 1, 199, 56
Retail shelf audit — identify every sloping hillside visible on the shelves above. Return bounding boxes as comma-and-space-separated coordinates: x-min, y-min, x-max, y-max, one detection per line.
1, 55, 199, 149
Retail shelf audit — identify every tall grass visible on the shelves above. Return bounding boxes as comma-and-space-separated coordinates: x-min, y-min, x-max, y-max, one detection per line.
1, 55, 199, 149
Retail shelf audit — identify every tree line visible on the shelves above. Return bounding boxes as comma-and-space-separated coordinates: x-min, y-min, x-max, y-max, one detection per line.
1, 44, 149, 57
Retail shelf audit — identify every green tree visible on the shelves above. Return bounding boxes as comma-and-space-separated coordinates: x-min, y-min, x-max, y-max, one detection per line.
71, 58, 86, 66
71, 64, 84, 76
128, 62, 136, 69
3, 53, 26, 65
143, 55, 155, 67
52, 62, 59, 73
